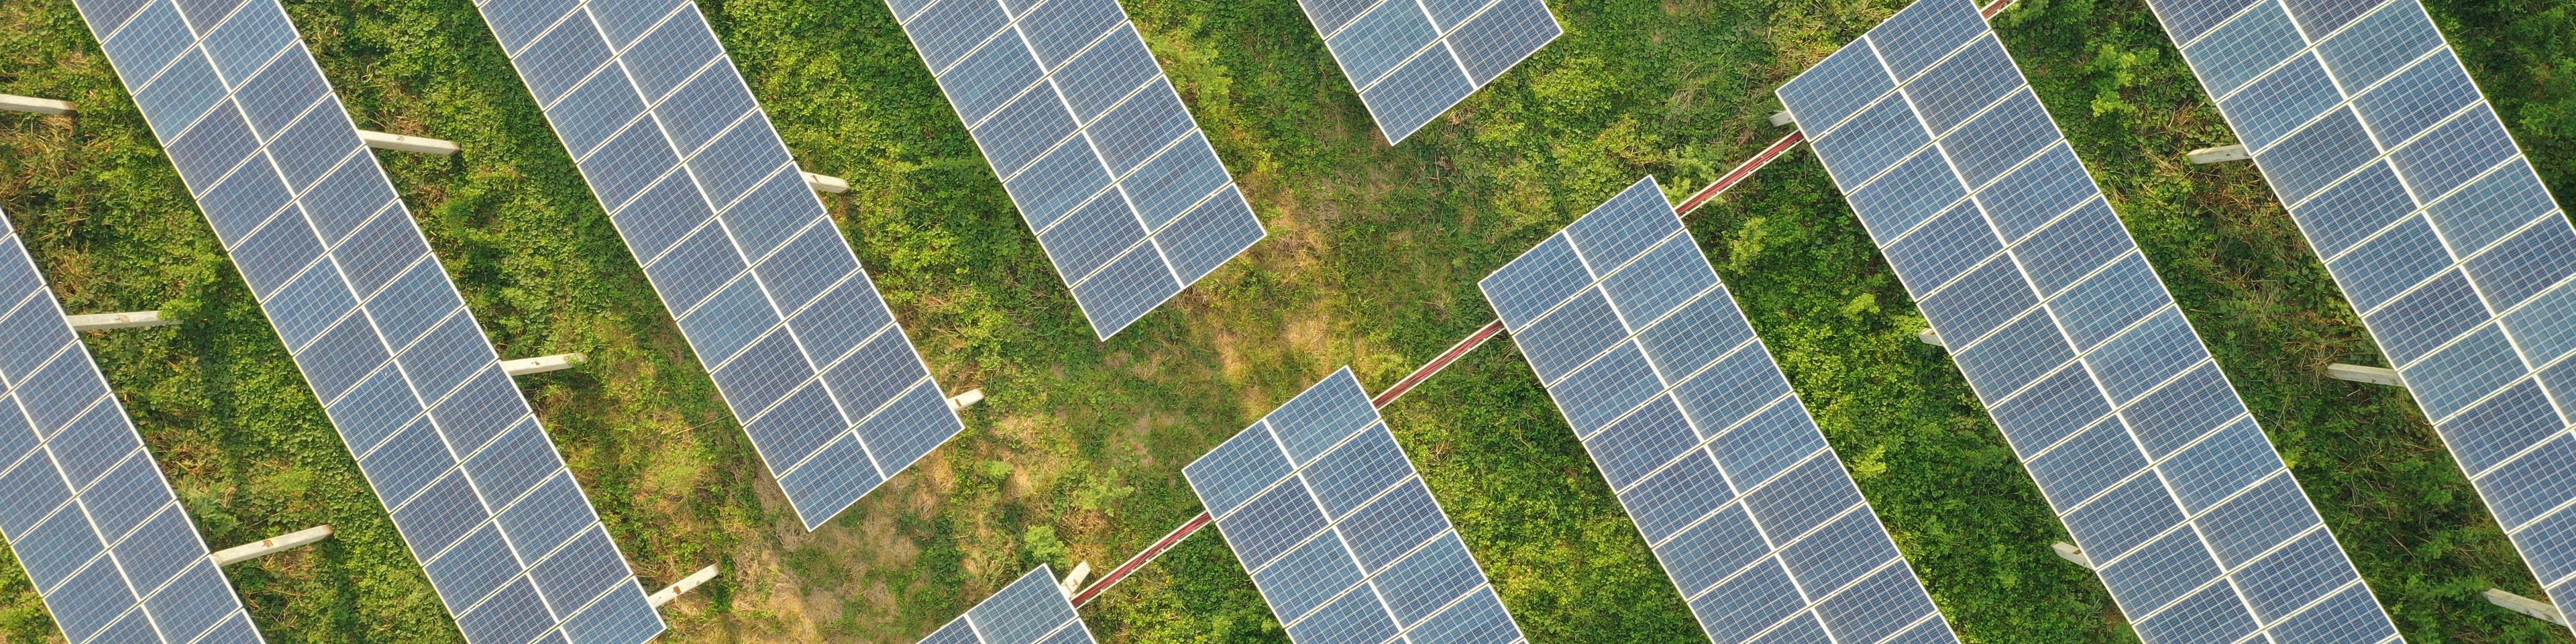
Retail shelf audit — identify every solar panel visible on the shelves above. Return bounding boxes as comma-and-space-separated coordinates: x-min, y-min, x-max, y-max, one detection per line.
1774, 1, 2402, 642
1181, 368, 1526, 644
69, 1, 665, 642
912, 566, 1093, 644
2144, 0, 2576, 626
890, 0, 1268, 339
465, 0, 966, 531
1300, 0, 1562, 143
0, 205, 265, 644
1477, 176, 1960, 644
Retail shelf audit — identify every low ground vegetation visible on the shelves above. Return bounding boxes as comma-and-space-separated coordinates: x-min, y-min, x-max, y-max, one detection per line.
0, 0, 2569, 641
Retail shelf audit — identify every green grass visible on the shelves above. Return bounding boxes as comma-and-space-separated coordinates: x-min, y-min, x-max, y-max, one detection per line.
0, 0, 2569, 641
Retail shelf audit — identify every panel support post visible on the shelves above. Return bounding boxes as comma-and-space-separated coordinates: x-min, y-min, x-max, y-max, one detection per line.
212, 525, 333, 566
2051, 541, 2092, 568
0, 94, 76, 115
2483, 588, 2569, 626
649, 564, 720, 608
1917, 327, 1943, 347
804, 172, 851, 194
501, 353, 587, 376
2326, 363, 2404, 387
947, 388, 986, 411
1768, 110, 1795, 127
357, 130, 461, 156
66, 311, 176, 331
2187, 144, 2251, 164
1057, 560, 1092, 598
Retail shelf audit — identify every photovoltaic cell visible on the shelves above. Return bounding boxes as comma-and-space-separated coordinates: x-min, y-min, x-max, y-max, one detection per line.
908, 566, 1095, 644
0, 205, 264, 644
466, 0, 965, 531
2144, 0, 2576, 627
1303, 0, 1561, 143
892, 0, 1267, 339
1476, 176, 1961, 644
1775, 1, 2402, 642
1181, 368, 1527, 644
68, 1, 663, 642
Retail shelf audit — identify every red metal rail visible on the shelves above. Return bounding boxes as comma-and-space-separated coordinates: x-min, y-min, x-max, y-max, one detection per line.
1676, 130, 1807, 215
1982, 0, 2017, 18
1071, 511, 1213, 606
1371, 319, 1509, 409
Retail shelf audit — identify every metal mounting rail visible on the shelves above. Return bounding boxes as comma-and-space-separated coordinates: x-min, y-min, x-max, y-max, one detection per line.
1371, 320, 1509, 409
1676, 130, 1807, 215
1072, 511, 1214, 606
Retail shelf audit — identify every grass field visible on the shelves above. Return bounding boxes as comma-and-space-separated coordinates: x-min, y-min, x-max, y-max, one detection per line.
0, 0, 2570, 641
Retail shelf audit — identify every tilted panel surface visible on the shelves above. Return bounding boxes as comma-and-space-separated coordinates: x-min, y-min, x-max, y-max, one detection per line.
2144, 0, 2576, 625
0, 205, 264, 644
466, 0, 964, 530
891, 0, 1267, 339
1477, 176, 1960, 644
1298, 0, 1564, 144
1181, 368, 1526, 644
910, 566, 1094, 644
1774, 0, 2402, 642
70, 1, 663, 642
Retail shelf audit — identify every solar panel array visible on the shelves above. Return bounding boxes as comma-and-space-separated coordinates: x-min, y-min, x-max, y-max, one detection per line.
1477, 176, 1960, 644
0, 206, 264, 644
72, 0, 664, 641
2145, 0, 2576, 624
1774, 0, 2402, 641
466, 0, 965, 531
1182, 368, 1524, 644
912, 566, 1094, 644
890, 0, 1267, 339
1297, 0, 1561, 143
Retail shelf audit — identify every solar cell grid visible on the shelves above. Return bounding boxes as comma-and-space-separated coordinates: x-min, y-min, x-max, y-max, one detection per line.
2142, 0, 2576, 628
70, 0, 663, 641
1181, 368, 1527, 644
1477, 176, 1960, 644
0, 206, 265, 644
911, 566, 1095, 644
1776, 0, 2402, 642
466, 0, 965, 531
893, 0, 1267, 339
1302, 0, 1562, 142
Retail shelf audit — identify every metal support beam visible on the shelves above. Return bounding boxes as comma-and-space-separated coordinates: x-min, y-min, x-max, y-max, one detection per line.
1057, 561, 1092, 598
947, 388, 985, 411
500, 352, 587, 376
212, 525, 333, 566
1917, 328, 1943, 347
803, 172, 850, 194
2326, 363, 2404, 387
357, 130, 460, 156
2187, 144, 2250, 164
0, 94, 76, 115
648, 564, 720, 608
2483, 588, 2568, 626
66, 311, 176, 331
1768, 110, 1795, 127
2051, 541, 2092, 569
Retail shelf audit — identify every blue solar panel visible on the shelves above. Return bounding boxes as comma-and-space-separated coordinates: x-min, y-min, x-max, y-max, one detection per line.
1304, 0, 1560, 143
892, 0, 1267, 339
465, 0, 965, 531
2145, 0, 2576, 628
1181, 368, 1526, 644
1776, 1, 2402, 642
0, 205, 265, 644
70, 1, 664, 642
1477, 177, 1959, 644
911, 566, 1095, 644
